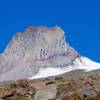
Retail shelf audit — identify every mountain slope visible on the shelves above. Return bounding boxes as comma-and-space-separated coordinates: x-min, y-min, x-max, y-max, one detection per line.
29, 56, 100, 79
0, 26, 100, 82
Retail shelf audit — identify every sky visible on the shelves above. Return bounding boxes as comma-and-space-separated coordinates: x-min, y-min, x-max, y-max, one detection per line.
0, 0, 100, 62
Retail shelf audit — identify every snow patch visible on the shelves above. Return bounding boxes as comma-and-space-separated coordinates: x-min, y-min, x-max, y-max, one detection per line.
29, 57, 100, 79
29, 66, 74, 79
74, 57, 100, 71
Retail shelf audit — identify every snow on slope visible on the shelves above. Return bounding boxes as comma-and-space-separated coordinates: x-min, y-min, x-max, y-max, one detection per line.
74, 57, 100, 71
29, 57, 100, 79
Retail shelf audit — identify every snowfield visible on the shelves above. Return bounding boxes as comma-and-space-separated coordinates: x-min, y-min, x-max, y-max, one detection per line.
29, 57, 100, 79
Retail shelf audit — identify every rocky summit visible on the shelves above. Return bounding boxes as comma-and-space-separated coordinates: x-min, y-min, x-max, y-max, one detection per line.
0, 26, 79, 82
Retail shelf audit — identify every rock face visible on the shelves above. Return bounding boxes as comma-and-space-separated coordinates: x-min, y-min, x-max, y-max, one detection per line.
0, 71, 100, 100
0, 26, 79, 82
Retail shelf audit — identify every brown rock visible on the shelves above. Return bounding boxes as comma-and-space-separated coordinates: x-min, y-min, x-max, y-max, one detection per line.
6, 94, 28, 100
64, 91, 84, 100
0, 85, 15, 99
45, 81, 54, 85
16, 79, 29, 88
57, 81, 71, 96
93, 91, 100, 100
55, 77, 63, 81
0, 80, 36, 99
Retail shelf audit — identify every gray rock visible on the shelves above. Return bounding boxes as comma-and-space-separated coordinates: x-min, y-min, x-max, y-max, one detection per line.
0, 26, 79, 82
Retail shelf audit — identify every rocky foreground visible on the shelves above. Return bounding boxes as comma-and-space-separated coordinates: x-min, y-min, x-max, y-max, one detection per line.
0, 70, 100, 100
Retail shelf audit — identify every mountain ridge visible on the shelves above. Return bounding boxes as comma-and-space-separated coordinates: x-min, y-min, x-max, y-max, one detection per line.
0, 26, 99, 82
0, 26, 79, 82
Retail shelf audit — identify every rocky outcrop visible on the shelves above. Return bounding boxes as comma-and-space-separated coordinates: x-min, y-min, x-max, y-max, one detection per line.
4, 26, 79, 63
0, 26, 79, 82
0, 80, 36, 100
0, 70, 100, 100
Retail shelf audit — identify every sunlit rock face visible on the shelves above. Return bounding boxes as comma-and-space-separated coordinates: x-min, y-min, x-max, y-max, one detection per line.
0, 26, 79, 82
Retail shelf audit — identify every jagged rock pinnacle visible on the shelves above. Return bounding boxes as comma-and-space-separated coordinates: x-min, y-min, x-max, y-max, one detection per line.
4, 26, 78, 60
0, 26, 79, 82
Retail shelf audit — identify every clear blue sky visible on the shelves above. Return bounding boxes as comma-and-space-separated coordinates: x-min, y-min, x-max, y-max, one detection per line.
0, 0, 100, 62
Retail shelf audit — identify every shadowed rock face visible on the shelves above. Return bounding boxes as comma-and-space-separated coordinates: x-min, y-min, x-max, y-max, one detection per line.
0, 26, 79, 82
